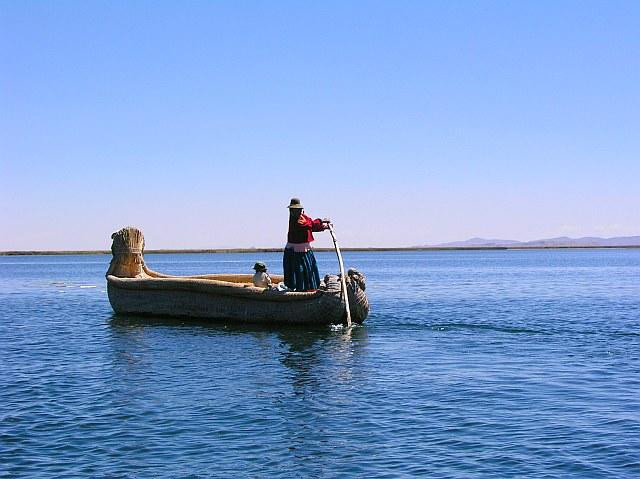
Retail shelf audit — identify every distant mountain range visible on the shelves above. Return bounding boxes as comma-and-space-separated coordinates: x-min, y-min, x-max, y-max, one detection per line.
432, 236, 640, 248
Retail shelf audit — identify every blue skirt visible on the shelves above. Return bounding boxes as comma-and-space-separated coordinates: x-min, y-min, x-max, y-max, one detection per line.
283, 248, 321, 291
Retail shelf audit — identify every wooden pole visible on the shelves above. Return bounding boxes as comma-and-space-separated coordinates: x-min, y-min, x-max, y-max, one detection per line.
327, 223, 352, 327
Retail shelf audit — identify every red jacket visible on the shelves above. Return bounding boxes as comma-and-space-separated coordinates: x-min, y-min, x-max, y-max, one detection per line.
288, 214, 326, 244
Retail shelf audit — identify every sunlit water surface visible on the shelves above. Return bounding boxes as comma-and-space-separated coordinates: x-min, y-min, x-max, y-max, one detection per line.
1, 250, 639, 478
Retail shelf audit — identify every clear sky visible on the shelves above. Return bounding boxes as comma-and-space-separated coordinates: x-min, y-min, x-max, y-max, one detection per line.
2, 1, 639, 250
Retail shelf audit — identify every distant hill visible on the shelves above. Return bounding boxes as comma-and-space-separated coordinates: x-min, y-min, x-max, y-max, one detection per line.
432, 236, 640, 248
437, 237, 522, 247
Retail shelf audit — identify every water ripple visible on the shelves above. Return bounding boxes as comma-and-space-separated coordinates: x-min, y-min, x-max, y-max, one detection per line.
1, 250, 639, 477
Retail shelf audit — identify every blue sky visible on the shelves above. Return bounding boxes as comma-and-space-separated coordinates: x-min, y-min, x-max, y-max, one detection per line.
2, 1, 639, 249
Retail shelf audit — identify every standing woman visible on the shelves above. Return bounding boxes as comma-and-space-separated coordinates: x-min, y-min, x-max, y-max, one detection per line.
284, 198, 331, 291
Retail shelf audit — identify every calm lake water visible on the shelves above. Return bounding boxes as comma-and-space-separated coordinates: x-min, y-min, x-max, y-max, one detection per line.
1, 249, 639, 478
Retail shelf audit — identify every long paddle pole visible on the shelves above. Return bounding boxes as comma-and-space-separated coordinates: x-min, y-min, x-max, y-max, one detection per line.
327, 223, 352, 327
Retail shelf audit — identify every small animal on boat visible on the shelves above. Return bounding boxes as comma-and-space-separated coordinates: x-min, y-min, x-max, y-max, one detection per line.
252, 262, 272, 288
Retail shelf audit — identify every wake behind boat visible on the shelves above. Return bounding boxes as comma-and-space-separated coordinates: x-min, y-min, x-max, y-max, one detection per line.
106, 227, 369, 325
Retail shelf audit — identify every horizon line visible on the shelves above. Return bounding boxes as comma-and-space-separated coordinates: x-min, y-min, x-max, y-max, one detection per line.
3, 245, 640, 256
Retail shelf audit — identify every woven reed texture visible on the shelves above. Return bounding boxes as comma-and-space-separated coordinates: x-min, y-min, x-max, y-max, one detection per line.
106, 226, 369, 324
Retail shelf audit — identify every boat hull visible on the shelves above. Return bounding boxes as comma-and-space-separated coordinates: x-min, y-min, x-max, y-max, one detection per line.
105, 226, 369, 325
107, 275, 368, 325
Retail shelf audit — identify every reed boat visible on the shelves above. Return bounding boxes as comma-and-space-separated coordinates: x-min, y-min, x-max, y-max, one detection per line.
106, 227, 369, 325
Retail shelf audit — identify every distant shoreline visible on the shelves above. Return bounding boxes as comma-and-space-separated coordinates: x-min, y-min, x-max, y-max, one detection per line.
2, 245, 640, 256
